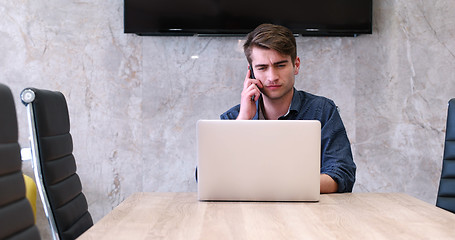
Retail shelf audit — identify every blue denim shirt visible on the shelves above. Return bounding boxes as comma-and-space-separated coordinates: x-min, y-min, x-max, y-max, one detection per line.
220, 88, 356, 192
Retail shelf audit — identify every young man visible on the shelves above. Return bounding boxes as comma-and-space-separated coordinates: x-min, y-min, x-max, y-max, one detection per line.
220, 24, 356, 193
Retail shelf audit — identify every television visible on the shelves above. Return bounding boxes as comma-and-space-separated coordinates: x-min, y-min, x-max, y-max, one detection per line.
124, 0, 372, 37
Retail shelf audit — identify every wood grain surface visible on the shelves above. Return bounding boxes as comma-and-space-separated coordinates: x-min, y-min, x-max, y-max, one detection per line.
78, 192, 455, 239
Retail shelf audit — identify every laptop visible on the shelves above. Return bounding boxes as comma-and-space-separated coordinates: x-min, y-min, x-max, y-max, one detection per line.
197, 120, 321, 202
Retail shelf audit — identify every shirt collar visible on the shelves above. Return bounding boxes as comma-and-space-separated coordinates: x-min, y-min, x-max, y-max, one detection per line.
288, 88, 303, 114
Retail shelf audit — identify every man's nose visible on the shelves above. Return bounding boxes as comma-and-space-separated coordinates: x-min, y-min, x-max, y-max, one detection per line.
266, 68, 279, 81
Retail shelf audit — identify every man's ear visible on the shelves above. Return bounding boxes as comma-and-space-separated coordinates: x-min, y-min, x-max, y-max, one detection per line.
294, 57, 301, 75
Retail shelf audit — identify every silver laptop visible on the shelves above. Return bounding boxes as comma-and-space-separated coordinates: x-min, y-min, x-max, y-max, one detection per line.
197, 120, 321, 202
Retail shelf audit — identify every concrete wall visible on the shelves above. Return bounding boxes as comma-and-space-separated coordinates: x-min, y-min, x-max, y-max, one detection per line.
2, 0, 455, 238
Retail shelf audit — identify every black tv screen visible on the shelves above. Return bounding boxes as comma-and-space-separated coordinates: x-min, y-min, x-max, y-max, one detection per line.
124, 0, 372, 36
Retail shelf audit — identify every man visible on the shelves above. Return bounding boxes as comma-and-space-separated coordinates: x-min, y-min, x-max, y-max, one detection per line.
220, 23, 356, 193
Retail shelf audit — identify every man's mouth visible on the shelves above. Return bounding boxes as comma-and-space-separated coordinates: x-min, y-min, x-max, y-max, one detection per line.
266, 84, 281, 90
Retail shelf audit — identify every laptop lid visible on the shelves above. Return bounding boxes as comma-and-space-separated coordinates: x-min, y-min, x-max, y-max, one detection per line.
197, 120, 321, 202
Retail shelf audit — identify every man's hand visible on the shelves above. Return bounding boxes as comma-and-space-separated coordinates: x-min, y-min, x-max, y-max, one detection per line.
237, 67, 263, 120
320, 174, 338, 193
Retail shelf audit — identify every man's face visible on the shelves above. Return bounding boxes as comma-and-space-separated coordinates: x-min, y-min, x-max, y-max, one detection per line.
250, 46, 300, 102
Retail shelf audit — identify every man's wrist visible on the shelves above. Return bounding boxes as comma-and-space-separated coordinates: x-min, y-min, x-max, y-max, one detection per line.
236, 114, 250, 120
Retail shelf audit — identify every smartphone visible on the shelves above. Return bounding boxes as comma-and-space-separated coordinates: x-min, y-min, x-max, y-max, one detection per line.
249, 65, 256, 79
249, 65, 257, 101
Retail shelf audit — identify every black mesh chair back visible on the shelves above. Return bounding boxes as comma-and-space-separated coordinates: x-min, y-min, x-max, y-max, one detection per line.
0, 83, 40, 240
437, 98, 455, 213
21, 88, 92, 240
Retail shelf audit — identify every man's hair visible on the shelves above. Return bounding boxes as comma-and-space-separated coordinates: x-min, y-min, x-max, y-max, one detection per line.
243, 23, 297, 65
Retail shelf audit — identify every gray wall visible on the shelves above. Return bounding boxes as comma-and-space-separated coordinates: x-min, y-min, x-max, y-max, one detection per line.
2, 0, 455, 238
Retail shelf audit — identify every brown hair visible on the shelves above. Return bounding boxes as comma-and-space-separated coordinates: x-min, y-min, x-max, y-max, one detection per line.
243, 24, 297, 65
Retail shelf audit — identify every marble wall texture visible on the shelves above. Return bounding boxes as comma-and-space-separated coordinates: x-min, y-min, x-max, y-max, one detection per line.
1, 0, 455, 238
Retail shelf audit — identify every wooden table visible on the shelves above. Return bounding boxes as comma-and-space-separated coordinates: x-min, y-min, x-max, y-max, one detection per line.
78, 192, 455, 239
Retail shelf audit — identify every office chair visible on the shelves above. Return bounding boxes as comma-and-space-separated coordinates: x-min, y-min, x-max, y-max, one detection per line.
0, 83, 40, 240
23, 174, 38, 222
436, 98, 455, 213
21, 88, 93, 240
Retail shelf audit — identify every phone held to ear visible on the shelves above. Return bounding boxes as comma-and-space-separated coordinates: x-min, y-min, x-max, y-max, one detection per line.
249, 66, 257, 101
249, 65, 256, 79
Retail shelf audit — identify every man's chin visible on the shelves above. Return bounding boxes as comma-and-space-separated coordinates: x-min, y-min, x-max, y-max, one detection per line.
263, 93, 284, 101
262, 89, 293, 101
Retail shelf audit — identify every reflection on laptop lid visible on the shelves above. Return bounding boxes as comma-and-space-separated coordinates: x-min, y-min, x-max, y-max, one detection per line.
197, 120, 321, 202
